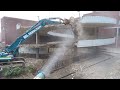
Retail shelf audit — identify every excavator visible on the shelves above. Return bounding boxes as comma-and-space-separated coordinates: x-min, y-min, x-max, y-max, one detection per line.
0, 18, 70, 71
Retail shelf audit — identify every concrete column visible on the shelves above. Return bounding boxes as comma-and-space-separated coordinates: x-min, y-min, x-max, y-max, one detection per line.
35, 28, 39, 59
95, 27, 98, 39
95, 27, 99, 52
116, 28, 119, 48
36, 32, 39, 44
47, 47, 50, 53
36, 48, 39, 59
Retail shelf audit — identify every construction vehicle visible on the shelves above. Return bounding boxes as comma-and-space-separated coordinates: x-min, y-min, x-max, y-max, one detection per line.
0, 18, 68, 68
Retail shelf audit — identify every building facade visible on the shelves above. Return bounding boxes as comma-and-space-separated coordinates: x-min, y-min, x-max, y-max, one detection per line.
1, 16, 37, 45
81, 11, 120, 48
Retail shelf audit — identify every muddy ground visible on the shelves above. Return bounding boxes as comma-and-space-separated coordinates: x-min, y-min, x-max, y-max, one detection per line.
48, 47, 120, 79
1, 47, 120, 79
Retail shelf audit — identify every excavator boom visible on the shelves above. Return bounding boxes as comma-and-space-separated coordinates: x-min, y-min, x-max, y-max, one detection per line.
0, 18, 65, 68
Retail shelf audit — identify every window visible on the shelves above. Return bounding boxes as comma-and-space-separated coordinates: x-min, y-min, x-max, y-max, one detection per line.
16, 23, 21, 30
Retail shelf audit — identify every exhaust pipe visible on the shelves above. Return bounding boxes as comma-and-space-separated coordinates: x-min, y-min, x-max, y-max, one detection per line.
34, 71, 45, 79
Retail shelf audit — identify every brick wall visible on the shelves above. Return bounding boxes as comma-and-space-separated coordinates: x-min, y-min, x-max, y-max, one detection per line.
1, 16, 37, 45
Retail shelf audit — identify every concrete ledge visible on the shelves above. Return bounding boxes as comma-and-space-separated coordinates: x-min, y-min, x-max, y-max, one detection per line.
77, 37, 115, 47
81, 16, 117, 27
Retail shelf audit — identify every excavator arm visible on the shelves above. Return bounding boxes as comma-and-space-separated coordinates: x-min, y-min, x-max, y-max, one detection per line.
0, 18, 65, 57
0, 17, 70, 72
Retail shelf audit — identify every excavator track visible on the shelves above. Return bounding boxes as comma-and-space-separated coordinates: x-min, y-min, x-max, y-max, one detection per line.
0, 57, 25, 68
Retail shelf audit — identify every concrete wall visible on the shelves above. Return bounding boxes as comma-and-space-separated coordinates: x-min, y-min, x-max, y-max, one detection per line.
19, 47, 48, 54
18, 24, 73, 44
98, 28, 116, 39
84, 11, 120, 24
77, 38, 115, 47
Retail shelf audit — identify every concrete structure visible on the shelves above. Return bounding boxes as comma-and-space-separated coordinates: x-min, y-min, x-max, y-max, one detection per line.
18, 24, 74, 59
82, 11, 120, 48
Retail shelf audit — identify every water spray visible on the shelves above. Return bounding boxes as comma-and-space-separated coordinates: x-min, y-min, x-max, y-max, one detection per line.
33, 17, 81, 79
33, 18, 72, 79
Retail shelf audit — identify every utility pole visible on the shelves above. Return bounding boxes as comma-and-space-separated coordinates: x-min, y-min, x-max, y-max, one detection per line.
36, 16, 39, 44
77, 11, 80, 18
36, 16, 40, 59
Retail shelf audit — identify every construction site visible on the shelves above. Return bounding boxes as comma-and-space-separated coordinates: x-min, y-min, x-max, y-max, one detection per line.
0, 11, 120, 79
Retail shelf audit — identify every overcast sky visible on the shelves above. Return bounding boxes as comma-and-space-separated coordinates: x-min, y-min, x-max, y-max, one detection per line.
0, 11, 92, 32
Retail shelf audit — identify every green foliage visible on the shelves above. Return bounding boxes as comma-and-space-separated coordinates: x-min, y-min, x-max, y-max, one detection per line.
2, 65, 36, 78
25, 65, 36, 73
2, 66, 25, 77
